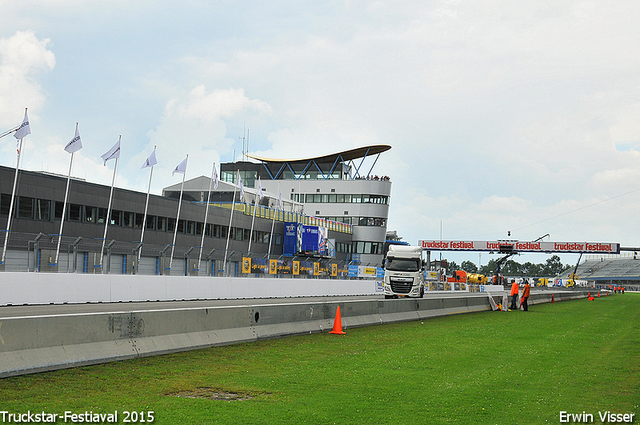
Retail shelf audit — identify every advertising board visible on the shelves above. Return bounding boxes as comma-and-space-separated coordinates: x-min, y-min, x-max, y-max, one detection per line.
418, 240, 620, 254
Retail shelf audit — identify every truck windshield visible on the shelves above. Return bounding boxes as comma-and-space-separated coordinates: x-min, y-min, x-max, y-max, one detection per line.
385, 257, 420, 272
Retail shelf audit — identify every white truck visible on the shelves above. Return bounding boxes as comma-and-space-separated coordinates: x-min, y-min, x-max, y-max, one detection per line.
383, 245, 425, 299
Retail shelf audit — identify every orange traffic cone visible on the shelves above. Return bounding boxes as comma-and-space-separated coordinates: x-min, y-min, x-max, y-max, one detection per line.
329, 306, 346, 335
597, 292, 600, 297
551, 294, 555, 303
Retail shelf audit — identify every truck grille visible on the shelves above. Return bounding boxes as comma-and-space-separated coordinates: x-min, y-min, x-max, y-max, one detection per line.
390, 278, 413, 294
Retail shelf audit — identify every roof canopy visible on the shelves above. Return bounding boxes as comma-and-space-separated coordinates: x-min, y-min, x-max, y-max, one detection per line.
246, 144, 391, 165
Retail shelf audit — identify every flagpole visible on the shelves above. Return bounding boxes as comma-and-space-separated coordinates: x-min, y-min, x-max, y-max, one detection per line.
138, 146, 156, 269
248, 193, 258, 254
54, 125, 79, 268
197, 162, 216, 273
169, 154, 188, 272
99, 142, 119, 272
1, 137, 23, 266
1, 108, 30, 266
267, 183, 281, 259
222, 170, 239, 276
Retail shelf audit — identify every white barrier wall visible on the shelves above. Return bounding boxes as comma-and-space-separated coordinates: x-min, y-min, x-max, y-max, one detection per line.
0, 272, 380, 306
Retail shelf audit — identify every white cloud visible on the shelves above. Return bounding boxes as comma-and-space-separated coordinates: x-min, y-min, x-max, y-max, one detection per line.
0, 30, 54, 128
124, 86, 273, 192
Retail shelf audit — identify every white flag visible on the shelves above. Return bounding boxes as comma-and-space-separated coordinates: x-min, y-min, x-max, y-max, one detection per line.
141, 149, 157, 168
64, 126, 83, 153
238, 171, 244, 200
278, 189, 283, 209
101, 138, 121, 165
212, 164, 219, 190
14, 109, 31, 140
257, 177, 264, 200
172, 156, 188, 176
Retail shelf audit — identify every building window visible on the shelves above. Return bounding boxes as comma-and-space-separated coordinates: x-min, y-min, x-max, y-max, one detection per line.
110, 210, 122, 226
69, 203, 82, 221
157, 216, 167, 231
35, 199, 50, 221
135, 213, 144, 229
97, 208, 107, 224
18, 197, 34, 219
85, 206, 97, 223
123, 211, 134, 227
220, 171, 235, 184
186, 221, 196, 235
146, 215, 157, 230
0, 194, 11, 215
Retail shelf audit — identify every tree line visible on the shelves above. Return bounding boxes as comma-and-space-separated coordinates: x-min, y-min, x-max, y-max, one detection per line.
447, 255, 572, 278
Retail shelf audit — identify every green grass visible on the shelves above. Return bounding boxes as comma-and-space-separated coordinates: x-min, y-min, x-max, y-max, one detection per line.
1, 294, 639, 424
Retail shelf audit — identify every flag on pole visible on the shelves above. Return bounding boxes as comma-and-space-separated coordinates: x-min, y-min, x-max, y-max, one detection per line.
212, 164, 219, 190
14, 109, 31, 140
172, 156, 188, 176
64, 126, 83, 153
257, 177, 263, 200
238, 172, 244, 200
141, 149, 157, 168
101, 138, 121, 165
278, 188, 283, 209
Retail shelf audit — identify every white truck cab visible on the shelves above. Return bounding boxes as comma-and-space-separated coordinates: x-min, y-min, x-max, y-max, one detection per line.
383, 245, 425, 299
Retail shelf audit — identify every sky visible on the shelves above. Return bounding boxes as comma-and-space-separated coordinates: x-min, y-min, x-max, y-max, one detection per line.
1, 0, 640, 269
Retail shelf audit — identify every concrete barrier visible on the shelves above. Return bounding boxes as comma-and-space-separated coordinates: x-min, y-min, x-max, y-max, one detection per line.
0, 272, 380, 306
0, 289, 591, 378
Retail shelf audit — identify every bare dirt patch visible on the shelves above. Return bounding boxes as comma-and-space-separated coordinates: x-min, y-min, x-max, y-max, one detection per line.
168, 387, 258, 401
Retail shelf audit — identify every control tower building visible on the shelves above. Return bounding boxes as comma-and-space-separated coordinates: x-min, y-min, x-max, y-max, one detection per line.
220, 145, 392, 267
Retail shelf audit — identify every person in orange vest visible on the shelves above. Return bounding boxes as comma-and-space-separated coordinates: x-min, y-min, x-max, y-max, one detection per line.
510, 279, 519, 310
521, 280, 531, 311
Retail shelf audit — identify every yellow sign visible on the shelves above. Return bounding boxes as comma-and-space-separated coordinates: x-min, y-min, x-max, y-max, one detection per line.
331, 263, 337, 277
293, 261, 299, 275
313, 262, 319, 276
242, 257, 251, 274
269, 259, 277, 275
364, 267, 376, 275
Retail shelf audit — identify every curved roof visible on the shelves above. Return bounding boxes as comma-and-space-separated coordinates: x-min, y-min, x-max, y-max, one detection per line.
246, 144, 391, 164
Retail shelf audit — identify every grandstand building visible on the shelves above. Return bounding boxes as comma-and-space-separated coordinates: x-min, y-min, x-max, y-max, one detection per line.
558, 255, 640, 291
0, 164, 352, 275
